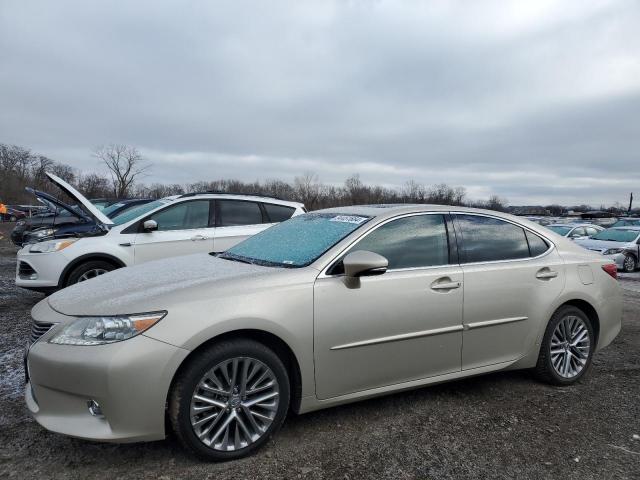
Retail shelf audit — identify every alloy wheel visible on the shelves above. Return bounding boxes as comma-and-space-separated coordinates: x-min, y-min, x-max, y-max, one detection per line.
77, 268, 109, 282
189, 357, 279, 451
550, 315, 591, 379
623, 255, 636, 272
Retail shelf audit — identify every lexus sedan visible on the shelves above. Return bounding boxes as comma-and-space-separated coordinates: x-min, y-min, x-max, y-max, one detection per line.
25, 205, 622, 461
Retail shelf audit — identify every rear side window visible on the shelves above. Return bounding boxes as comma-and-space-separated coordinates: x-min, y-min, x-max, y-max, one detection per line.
526, 231, 549, 257
456, 215, 529, 263
345, 214, 449, 270
217, 200, 263, 226
263, 203, 296, 222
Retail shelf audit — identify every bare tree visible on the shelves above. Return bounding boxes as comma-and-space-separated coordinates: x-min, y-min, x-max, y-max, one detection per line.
294, 172, 322, 210
93, 144, 149, 198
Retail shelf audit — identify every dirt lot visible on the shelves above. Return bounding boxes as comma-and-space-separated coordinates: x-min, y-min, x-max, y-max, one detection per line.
0, 222, 638, 479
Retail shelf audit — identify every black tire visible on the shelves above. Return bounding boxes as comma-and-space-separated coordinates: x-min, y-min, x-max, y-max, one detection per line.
535, 305, 595, 386
622, 254, 637, 273
169, 339, 290, 461
65, 260, 116, 286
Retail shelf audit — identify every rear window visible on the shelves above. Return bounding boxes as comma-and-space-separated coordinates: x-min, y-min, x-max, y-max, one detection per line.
263, 203, 296, 222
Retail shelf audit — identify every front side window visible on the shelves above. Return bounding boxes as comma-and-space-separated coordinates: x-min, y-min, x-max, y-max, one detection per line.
585, 227, 599, 236
342, 214, 449, 270
112, 199, 170, 226
217, 200, 263, 226
456, 215, 529, 263
149, 200, 210, 231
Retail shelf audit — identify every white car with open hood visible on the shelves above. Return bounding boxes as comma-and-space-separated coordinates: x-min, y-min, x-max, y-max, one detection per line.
16, 173, 305, 291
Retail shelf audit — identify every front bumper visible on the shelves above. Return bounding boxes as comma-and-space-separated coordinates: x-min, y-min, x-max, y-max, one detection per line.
15, 247, 70, 288
25, 301, 189, 443
604, 252, 626, 270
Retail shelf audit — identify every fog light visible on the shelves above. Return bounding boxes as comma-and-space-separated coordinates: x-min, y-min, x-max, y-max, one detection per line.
87, 400, 104, 418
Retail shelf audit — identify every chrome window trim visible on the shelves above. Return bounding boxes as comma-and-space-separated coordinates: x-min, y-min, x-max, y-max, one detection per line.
317, 210, 556, 278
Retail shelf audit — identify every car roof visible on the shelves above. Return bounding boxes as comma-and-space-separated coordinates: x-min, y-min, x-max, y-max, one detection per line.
609, 226, 640, 231
548, 223, 599, 227
176, 192, 304, 208
314, 204, 520, 219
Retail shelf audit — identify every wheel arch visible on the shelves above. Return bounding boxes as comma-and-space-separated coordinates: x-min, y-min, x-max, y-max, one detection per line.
167, 328, 304, 415
557, 299, 600, 347
58, 253, 126, 287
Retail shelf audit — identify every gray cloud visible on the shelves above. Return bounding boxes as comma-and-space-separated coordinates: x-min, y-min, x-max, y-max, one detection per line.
1, 0, 639, 205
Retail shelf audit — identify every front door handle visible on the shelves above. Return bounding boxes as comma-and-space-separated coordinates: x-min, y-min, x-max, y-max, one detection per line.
430, 278, 462, 291
536, 268, 558, 280
190, 234, 207, 241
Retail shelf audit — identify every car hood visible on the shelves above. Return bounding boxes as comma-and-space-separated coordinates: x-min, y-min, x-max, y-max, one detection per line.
47, 254, 282, 316
574, 238, 629, 252
45, 172, 113, 226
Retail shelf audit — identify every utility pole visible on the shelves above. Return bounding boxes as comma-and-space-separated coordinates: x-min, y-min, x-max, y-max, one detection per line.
629, 192, 634, 214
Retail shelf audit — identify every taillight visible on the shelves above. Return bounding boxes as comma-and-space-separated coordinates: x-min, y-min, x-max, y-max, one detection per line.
602, 263, 617, 280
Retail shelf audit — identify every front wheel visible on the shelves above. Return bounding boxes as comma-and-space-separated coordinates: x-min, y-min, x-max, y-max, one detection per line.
66, 260, 116, 286
535, 306, 594, 385
622, 254, 637, 273
169, 339, 290, 461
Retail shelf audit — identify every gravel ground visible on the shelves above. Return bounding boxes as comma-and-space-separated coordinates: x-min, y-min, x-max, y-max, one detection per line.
0, 222, 638, 479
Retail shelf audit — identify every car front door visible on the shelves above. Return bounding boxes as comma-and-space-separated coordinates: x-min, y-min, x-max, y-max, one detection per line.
212, 200, 269, 253
133, 199, 214, 264
453, 214, 565, 370
313, 213, 463, 400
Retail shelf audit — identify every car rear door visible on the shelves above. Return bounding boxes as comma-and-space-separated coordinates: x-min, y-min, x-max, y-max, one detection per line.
212, 200, 270, 253
453, 214, 565, 370
133, 199, 214, 264
313, 213, 463, 400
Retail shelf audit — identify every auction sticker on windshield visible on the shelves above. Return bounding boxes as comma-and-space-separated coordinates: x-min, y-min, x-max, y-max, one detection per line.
329, 215, 368, 224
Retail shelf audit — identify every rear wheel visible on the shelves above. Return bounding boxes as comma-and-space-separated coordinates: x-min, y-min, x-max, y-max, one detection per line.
535, 305, 594, 385
622, 254, 637, 273
169, 339, 290, 461
66, 260, 116, 286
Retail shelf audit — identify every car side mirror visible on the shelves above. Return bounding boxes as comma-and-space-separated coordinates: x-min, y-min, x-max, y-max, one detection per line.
343, 250, 388, 278
143, 219, 158, 232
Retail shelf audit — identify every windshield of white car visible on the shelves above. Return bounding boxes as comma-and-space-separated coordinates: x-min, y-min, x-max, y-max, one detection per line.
111, 200, 170, 226
590, 229, 639, 242
548, 226, 571, 235
221, 213, 372, 267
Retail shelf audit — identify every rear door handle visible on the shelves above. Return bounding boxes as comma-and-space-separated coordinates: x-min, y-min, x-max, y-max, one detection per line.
190, 234, 207, 241
536, 269, 558, 280
430, 279, 462, 291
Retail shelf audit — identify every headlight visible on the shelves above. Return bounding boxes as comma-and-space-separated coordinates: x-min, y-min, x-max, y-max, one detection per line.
30, 228, 56, 239
603, 248, 623, 255
49, 312, 167, 346
29, 238, 77, 253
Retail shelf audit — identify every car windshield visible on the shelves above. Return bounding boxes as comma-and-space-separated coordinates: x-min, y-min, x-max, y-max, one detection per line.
612, 220, 640, 227
591, 229, 640, 242
221, 213, 372, 267
102, 202, 127, 217
548, 226, 571, 235
111, 200, 170, 226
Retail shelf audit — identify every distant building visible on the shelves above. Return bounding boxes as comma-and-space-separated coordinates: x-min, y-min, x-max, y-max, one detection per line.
509, 206, 552, 216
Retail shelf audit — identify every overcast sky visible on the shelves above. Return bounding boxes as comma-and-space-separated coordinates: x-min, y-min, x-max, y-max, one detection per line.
1, 0, 639, 206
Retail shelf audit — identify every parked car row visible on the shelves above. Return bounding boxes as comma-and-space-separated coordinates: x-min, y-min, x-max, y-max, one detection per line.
15, 173, 306, 291
21, 179, 622, 460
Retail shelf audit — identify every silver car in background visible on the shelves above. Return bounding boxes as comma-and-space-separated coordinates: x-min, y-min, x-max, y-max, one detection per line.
25, 205, 622, 461
546, 223, 604, 240
575, 226, 640, 272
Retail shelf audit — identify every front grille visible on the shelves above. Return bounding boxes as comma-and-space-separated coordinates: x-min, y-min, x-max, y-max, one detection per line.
18, 261, 37, 279
30, 321, 55, 344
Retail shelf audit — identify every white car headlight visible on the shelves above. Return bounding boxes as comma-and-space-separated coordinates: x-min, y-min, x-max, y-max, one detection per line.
603, 248, 623, 255
49, 312, 167, 346
29, 238, 77, 253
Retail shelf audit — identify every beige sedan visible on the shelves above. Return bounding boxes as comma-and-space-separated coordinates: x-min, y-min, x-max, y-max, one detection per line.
25, 205, 622, 460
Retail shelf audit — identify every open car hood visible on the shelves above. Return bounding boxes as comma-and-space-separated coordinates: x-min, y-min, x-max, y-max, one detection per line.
26, 188, 90, 222
46, 172, 113, 226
